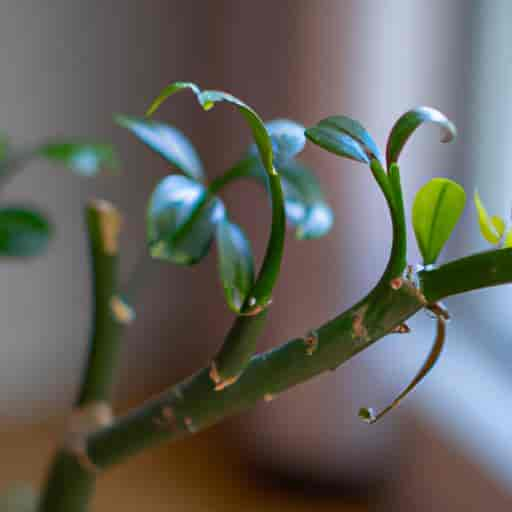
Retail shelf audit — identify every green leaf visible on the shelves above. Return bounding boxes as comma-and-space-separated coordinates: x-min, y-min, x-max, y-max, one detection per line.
316, 116, 383, 165
0, 206, 52, 258
474, 190, 504, 245
386, 106, 457, 168
216, 219, 255, 312
249, 119, 306, 167
145, 81, 201, 116
503, 228, 512, 248
147, 82, 286, 310
115, 115, 204, 181
147, 175, 225, 264
0, 484, 37, 512
412, 178, 466, 265
147, 83, 276, 174
39, 142, 119, 176
305, 123, 370, 164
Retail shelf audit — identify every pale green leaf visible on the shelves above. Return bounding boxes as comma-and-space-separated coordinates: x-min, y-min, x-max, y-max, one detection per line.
474, 190, 503, 245
412, 178, 466, 265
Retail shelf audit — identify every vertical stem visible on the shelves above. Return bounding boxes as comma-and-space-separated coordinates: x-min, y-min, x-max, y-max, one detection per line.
38, 199, 124, 512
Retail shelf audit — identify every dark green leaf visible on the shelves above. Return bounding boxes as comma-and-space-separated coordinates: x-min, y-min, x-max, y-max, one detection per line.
216, 219, 255, 312
305, 125, 370, 164
412, 178, 466, 265
39, 142, 119, 176
0, 206, 52, 258
115, 115, 204, 181
147, 175, 225, 264
386, 107, 457, 168
317, 116, 383, 165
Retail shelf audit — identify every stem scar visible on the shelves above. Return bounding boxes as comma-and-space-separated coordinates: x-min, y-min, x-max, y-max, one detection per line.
209, 361, 240, 391
303, 330, 319, 355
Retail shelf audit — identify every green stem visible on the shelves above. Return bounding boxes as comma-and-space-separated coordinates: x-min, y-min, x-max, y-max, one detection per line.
38, 200, 124, 512
83, 246, 512, 469
208, 158, 252, 195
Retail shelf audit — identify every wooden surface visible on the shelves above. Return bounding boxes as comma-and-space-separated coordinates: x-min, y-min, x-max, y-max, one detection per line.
0, 417, 366, 512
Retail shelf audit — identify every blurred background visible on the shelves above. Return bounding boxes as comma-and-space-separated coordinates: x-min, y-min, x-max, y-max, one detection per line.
1, 0, 512, 510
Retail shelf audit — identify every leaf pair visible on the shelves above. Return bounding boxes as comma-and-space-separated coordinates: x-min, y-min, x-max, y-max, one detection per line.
306, 106, 456, 171
474, 190, 512, 247
0, 138, 118, 258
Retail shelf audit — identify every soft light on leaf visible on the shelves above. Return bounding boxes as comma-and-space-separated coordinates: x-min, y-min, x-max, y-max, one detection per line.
115, 116, 204, 181
0, 206, 52, 258
39, 142, 119, 176
216, 219, 255, 312
317, 116, 383, 165
503, 228, 512, 248
243, 158, 333, 239
305, 124, 370, 164
250, 119, 306, 168
147, 175, 225, 264
386, 106, 457, 168
412, 178, 466, 265
145, 81, 200, 116
147, 83, 276, 175
474, 190, 503, 245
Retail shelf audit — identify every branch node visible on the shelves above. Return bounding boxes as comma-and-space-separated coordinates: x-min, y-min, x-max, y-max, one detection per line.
239, 297, 273, 317
183, 416, 198, 433
352, 305, 369, 341
153, 406, 176, 430
110, 295, 135, 325
390, 277, 403, 290
62, 401, 113, 473
209, 361, 240, 391
392, 323, 411, 334
303, 329, 319, 355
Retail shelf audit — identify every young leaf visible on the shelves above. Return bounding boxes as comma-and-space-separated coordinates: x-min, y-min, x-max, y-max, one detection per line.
145, 81, 201, 117
115, 116, 204, 181
386, 107, 457, 168
216, 219, 255, 312
316, 116, 383, 165
276, 161, 333, 239
503, 228, 512, 248
305, 124, 370, 164
147, 175, 225, 264
38, 142, 119, 176
412, 178, 466, 265
0, 206, 52, 258
474, 190, 503, 245
249, 119, 306, 168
